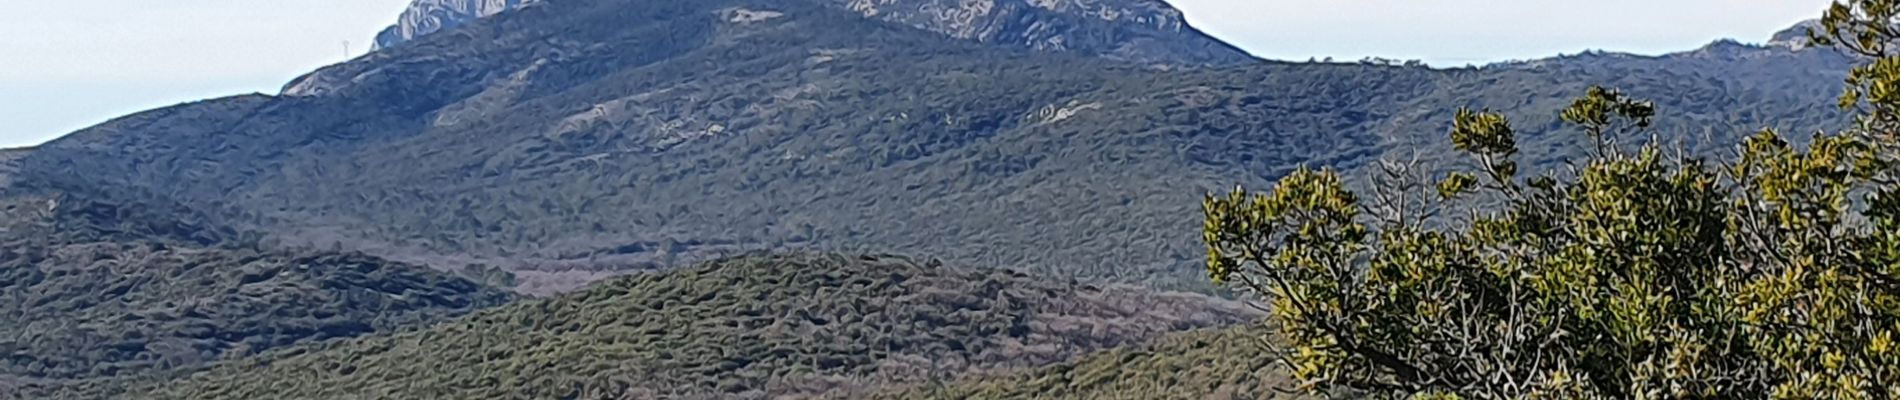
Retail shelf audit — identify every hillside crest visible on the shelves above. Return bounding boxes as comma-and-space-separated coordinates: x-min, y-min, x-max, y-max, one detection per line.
370, 0, 1252, 65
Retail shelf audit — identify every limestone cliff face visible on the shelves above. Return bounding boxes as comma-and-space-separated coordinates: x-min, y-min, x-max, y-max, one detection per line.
373, 0, 531, 50
1768, 19, 1821, 50
831, 0, 1251, 65
370, 0, 1252, 65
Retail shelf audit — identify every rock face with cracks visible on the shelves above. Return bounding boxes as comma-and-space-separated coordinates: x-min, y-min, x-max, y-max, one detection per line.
373, 0, 533, 50
369, 0, 1253, 65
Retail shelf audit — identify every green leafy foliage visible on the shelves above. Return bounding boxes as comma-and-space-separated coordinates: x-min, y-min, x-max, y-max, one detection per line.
136, 253, 1260, 399
1199, 6, 1900, 394
1204, 84, 1900, 397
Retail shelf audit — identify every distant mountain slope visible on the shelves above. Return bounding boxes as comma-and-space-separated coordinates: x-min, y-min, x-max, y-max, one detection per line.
5, 0, 1856, 293
0, 193, 514, 396
370, 0, 1253, 65
137, 253, 1260, 399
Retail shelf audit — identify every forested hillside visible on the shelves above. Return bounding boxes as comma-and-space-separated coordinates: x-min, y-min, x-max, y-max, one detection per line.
0, 194, 513, 397
867, 326, 1300, 400
130, 253, 1258, 399
0, 0, 1854, 293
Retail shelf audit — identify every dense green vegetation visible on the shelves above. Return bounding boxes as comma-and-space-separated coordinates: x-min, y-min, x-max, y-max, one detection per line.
868, 326, 1303, 400
1201, 4, 1900, 397
0, 193, 513, 396
138, 253, 1258, 399
1, 246, 511, 380
5, 0, 1855, 293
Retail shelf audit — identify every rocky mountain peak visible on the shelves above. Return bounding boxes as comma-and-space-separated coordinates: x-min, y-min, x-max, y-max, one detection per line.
1767, 19, 1821, 50
373, 0, 533, 50
370, 0, 1252, 65
841, 0, 1250, 64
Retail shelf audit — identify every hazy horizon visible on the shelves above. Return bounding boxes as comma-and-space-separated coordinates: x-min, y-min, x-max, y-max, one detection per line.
0, 0, 1831, 148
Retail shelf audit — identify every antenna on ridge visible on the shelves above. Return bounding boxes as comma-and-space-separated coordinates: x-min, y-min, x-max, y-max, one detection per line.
343, 41, 353, 59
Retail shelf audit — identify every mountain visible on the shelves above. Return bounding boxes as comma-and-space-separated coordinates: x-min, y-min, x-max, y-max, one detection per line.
371, 0, 1254, 65
3, 0, 1856, 294
1769, 19, 1822, 49
127, 253, 1260, 399
0, 0, 1872, 398
375, 0, 532, 51
0, 193, 514, 398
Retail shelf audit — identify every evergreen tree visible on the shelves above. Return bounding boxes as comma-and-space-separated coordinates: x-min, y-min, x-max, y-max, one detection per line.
1203, 2, 1900, 398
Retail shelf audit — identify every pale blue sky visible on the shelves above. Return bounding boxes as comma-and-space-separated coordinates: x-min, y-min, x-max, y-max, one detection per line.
0, 0, 1832, 148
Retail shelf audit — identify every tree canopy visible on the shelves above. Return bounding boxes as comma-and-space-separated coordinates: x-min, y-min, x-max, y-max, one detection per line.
1203, 1, 1900, 398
